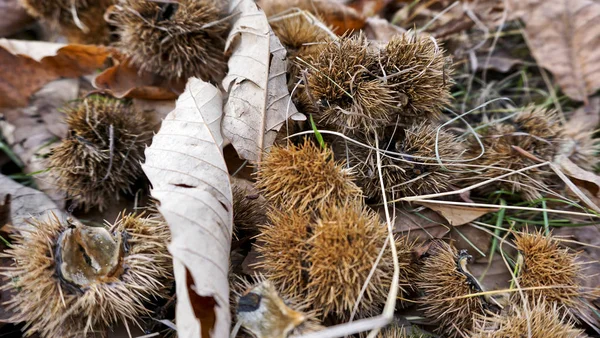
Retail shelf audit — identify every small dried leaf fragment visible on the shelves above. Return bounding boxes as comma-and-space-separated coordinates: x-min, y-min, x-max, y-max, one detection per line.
0, 39, 111, 107
0, 0, 34, 37
93, 58, 183, 100
142, 78, 232, 338
417, 202, 498, 226
223, 0, 304, 162
519, 0, 600, 101
556, 155, 600, 199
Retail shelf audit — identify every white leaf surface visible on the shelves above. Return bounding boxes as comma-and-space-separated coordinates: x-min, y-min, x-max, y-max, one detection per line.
142, 78, 233, 338
222, 0, 305, 162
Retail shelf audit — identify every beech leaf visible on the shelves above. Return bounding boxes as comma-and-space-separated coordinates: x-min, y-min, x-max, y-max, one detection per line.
416, 201, 499, 226
142, 78, 232, 338
517, 0, 600, 101
222, 0, 305, 163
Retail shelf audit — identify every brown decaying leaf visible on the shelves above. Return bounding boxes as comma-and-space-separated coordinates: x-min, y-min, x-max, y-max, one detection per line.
0, 39, 111, 108
389, 203, 451, 243
93, 57, 184, 100
0, 78, 80, 206
417, 201, 499, 226
222, 0, 304, 163
257, 0, 366, 34
0, 0, 34, 37
557, 155, 600, 199
142, 78, 232, 338
515, 0, 600, 102
565, 96, 600, 133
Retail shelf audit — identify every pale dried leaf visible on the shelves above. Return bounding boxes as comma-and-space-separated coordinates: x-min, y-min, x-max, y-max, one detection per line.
0, 78, 80, 206
222, 0, 304, 163
0, 174, 67, 232
519, 0, 600, 101
142, 78, 232, 338
565, 96, 600, 133
417, 201, 498, 226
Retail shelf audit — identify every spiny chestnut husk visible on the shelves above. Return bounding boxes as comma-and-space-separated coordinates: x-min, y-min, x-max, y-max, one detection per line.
471, 298, 586, 338
415, 240, 488, 338
47, 95, 150, 211
463, 106, 562, 200
256, 209, 312, 299
512, 230, 589, 309
0, 213, 172, 338
233, 277, 322, 338
233, 184, 266, 238
299, 35, 399, 133
270, 13, 331, 62
112, 0, 229, 81
341, 121, 465, 201
376, 33, 452, 123
20, 0, 113, 44
255, 139, 362, 211
257, 201, 415, 319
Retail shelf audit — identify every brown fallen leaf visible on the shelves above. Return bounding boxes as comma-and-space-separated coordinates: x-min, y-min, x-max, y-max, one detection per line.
557, 155, 600, 198
565, 96, 600, 133
516, 0, 600, 102
387, 203, 451, 243
93, 58, 184, 100
258, 0, 366, 34
0, 0, 34, 38
346, 0, 394, 16
364, 16, 406, 42
416, 201, 499, 226
0, 39, 111, 108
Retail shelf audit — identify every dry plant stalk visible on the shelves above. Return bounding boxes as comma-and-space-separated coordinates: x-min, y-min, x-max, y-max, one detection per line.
47, 95, 150, 211
471, 298, 586, 338
513, 230, 589, 309
415, 240, 487, 338
112, 0, 229, 81
234, 277, 322, 338
255, 139, 362, 211
0, 213, 172, 338
19, 0, 114, 43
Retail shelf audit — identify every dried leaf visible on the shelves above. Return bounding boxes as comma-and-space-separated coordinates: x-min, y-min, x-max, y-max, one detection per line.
556, 155, 600, 198
0, 39, 111, 108
257, 0, 366, 33
364, 16, 406, 42
416, 202, 499, 226
518, 0, 600, 101
0, 174, 67, 232
0, 0, 34, 38
0, 78, 80, 206
93, 58, 183, 100
142, 78, 232, 338
565, 96, 600, 133
223, 0, 304, 162
388, 203, 451, 243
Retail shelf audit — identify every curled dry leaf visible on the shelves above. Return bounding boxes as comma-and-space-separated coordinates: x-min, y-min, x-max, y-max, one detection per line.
517, 0, 600, 102
223, 0, 305, 162
0, 78, 80, 206
417, 201, 499, 226
93, 57, 184, 100
0, 39, 111, 108
142, 78, 232, 338
556, 155, 600, 200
